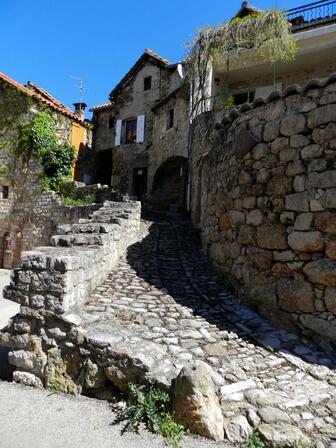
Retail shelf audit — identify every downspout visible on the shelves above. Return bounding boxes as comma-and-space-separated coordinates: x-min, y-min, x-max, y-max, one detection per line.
186, 81, 194, 212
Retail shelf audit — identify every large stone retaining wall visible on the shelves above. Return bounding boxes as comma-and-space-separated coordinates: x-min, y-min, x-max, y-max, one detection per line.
0, 199, 141, 388
191, 73, 336, 341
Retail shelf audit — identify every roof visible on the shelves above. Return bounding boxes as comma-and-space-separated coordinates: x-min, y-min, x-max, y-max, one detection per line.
90, 101, 114, 112
108, 49, 171, 99
0, 73, 92, 127
234, 1, 261, 19
152, 84, 189, 112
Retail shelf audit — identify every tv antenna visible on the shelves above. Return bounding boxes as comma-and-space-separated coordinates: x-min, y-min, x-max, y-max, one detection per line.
70, 76, 87, 103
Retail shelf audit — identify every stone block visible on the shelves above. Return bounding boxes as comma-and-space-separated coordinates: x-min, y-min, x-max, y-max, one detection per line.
315, 211, 336, 235
303, 258, 336, 286
218, 213, 230, 231
279, 149, 299, 162
308, 171, 336, 189
233, 124, 257, 158
266, 178, 292, 196
308, 104, 336, 128
238, 226, 255, 245
290, 134, 310, 148
263, 121, 280, 142
246, 210, 263, 226
301, 144, 322, 159
280, 114, 306, 136
299, 314, 336, 341
288, 231, 324, 252
273, 250, 295, 262
312, 123, 336, 143
293, 175, 306, 192
325, 287, 336, 312
325, 188, 336, 209
308, 158, 327, 172
286, 160, 305, 177
271, 137, 289, 154
326, 239, 336, 259
285, 192, 309, 212
172, 360, 224, 441
252, 143, 269, 159
257, 224, 287, 250
247, 247, 273, 270
294, 213, 313, 231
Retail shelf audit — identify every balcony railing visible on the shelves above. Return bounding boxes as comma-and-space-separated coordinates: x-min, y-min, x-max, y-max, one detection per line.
286, 0, 336, 30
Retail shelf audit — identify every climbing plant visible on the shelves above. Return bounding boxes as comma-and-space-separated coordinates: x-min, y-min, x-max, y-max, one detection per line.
186, 9, 297, 114
19, 112, 76, 192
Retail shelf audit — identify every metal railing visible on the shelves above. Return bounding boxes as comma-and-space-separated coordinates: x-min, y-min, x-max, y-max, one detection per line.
286, 0, 336, 30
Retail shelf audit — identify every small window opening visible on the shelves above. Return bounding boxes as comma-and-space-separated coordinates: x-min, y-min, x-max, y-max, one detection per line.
123, 119, 137, 144
108, 116, 115, 129
167, 109, 174, 130
144, 76, 152, 91
232, 90, 255, 106
1, 186, 9, 199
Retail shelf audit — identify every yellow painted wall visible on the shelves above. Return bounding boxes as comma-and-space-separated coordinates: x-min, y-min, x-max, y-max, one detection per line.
71, 122, 86, 180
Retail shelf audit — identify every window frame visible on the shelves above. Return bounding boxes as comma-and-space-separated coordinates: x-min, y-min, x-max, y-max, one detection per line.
144, 76, 152, 91
123, 118, 137, 144
108, 115, 115, 129
167, 108, 174, 130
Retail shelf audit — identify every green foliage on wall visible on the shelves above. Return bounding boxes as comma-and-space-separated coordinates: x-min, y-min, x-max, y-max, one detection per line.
19, 112, 76, 192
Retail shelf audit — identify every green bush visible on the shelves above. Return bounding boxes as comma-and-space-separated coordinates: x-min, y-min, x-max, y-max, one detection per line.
241, 431, 264, 448
61, 193, 96, 206
19, 112, 76, 193
119, 381, 184, 447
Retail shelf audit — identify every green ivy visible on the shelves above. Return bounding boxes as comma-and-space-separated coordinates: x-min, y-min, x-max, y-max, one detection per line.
19, 112, 75, 193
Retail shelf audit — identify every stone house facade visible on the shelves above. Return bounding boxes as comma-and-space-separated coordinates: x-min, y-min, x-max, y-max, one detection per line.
91, 49, 188, 204
204, 1, 336, 110
190, 72, 336, 341
0, 72, 94, 268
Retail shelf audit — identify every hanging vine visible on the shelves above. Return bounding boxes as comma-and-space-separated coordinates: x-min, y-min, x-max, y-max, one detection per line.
19, 112, 76, 192
186, 9, 297, 114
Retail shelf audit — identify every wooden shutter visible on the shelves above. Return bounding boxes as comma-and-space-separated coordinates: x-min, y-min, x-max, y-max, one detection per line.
115, 119, 122, 146
136, 114, 145, 143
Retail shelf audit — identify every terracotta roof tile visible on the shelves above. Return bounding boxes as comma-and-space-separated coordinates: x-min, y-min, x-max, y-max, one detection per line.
90, 101, 114, 112
0, 72, 92, 127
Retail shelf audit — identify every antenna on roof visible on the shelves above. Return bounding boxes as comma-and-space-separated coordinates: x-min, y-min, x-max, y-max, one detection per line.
70, 76, 87, 103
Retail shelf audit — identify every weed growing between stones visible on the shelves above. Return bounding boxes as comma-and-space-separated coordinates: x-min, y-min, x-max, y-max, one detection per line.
241, 431, 264, 448
116, 380, 184, 447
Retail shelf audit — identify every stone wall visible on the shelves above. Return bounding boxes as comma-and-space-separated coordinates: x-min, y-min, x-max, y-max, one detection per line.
0, 77, 94, 268
191, 73, 336, 341
0, 199, 141, 389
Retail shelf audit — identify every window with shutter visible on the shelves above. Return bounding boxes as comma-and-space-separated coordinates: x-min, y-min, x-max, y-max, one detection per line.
136, 115, 145, 143
115, 119, 122, 145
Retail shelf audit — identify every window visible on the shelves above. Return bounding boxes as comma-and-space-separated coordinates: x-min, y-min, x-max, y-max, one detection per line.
108, 115, 115, 129
123, 119, 137, 144
167, 109, 174, 130
1, 186, 8, 199
144, 76, 152, 91
232, 90, 255, 106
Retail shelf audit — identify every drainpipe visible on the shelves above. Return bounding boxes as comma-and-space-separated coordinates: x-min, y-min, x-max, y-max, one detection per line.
186, 81, 194, 212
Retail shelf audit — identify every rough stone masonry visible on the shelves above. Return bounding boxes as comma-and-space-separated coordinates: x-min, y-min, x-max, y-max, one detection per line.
191, 72, 336, 342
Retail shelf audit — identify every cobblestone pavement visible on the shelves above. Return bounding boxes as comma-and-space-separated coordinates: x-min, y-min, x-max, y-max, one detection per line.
81, 215, 336, 446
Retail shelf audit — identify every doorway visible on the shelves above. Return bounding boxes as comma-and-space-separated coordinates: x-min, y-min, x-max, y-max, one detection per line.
133, 167, 148, 201
95, 149, 113, 186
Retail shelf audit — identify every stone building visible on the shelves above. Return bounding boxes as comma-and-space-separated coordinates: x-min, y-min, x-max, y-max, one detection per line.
208, 1, 336, 108
0, 72, 94, 268
91, 49, 188, 204
190, 72, 336, 341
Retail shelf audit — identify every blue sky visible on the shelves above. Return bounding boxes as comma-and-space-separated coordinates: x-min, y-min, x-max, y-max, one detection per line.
1, 0, 301, 117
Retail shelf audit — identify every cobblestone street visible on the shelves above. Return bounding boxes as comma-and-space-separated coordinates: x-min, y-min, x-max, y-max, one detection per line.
80, 215, 336, 445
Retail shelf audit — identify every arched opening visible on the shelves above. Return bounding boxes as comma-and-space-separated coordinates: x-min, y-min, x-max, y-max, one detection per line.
147, 156, 187, 211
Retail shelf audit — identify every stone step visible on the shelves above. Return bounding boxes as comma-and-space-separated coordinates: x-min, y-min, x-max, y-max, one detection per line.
50, 233, 112, 248
57, 223, 116, 235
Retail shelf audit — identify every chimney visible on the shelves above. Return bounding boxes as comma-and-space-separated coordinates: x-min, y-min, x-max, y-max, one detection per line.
73, 102, 87, 120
